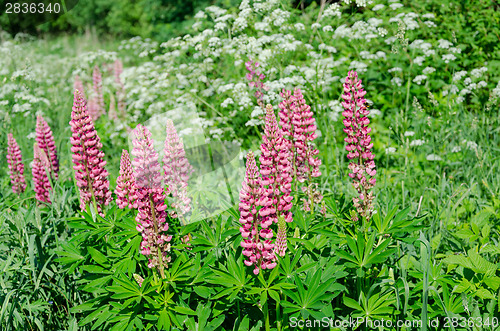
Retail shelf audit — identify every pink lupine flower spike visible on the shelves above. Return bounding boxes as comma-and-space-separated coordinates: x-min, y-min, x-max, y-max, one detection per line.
341, 71, 377, 222
163, 119, 193, 222
259, 104, 293, 224
32, 143, 52, 204
7, 133, 27, 194
92, 65, 105, 118
36, 115, 59, 179
115, 149, 138, 209
131, 124, 172, 278
69, 89, 112, 214
245, 60, 269, 110
279, 88, 322, 210
239, 150, 277, 275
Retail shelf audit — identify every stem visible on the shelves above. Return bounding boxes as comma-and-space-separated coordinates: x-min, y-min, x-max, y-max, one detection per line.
276, 296, 281, 331
263, 301, 270, 331
149, 195, 165, 279
237, 300, 241, 325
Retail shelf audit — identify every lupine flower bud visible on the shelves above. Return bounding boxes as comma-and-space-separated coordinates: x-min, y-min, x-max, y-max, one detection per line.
259, 104, 293, 224
92, 66, 105, 118
275, 216, 287, 257
7, 133, 26, 194
69, 89, 112, 214
239, 151, 277, 275
32, 143, 52, 203
74, 75, 85, 97
115, 149, 138, 209
163, 119, 193, 219
36, 115, 59, 179
133, 273, 144, 287
181, 233, 192, 251
245, 60, 269, 110
341, 71, 376, 221
131, 124, 171, 277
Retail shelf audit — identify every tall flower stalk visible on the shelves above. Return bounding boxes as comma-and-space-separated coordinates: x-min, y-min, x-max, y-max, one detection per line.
259, 104, 293, 224
341, 71, 376, 222
32, 143, 52, 204
115, 149, 138, 209
163, 119, 193, 221
131, 124, 171, 278
36, 115, 59, 179
69, 89, 112, 214
239, 151, 276, 275
7, 133, 26, 194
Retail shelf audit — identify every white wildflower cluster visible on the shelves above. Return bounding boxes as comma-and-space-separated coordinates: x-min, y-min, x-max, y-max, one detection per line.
323, 3, 342, 19
422, 67, 436, 75
442, 54, 456, 63
470, 67, 488, 79
391, 77, 403, 87
413, 75, 427, 85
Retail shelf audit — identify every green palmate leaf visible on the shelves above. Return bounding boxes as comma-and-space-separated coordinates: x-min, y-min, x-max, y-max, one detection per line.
475, 288, 495, 300
343, 296, 363, 310
453, 278, 475, 294
467, 248, 496, 276
173, 306, 197, 315
484, 276, 500, 291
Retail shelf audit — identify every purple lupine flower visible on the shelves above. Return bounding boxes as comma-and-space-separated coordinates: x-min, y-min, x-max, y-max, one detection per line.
32, 143, 52, 204
69, 89, 112, 214
36, 115, 59, 179
245, 60, 269, 110
131, 124, 171, 277
92, 66, 105, 118
74, 75, 85, 98
114, 59, 126, 116
274, 216, 287, 257
163, 119, 193, 219
259, 104, 293, 224
7, 133, 26, 194
341, 71, 376, 221
239, 151, 276, 275
115, 149, 138, 209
